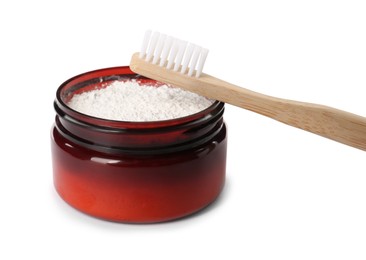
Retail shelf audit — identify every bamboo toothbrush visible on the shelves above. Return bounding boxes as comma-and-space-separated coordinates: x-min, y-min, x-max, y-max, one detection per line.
130, 30, 366, 151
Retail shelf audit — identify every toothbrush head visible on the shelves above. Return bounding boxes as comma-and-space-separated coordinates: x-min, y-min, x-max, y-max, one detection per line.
137, 30, 209, 78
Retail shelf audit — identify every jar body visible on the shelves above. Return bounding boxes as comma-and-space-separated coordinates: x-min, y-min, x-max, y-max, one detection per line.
51, 123, 226, 223
51, 66, 227, 223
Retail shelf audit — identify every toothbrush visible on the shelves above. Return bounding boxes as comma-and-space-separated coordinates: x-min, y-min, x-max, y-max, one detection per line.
130, 30, 366, 151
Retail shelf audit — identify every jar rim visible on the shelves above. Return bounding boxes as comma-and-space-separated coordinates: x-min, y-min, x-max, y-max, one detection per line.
56, 66, 224, 129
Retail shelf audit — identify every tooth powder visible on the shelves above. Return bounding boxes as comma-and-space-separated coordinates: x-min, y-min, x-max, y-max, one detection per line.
68, 80, 213, 121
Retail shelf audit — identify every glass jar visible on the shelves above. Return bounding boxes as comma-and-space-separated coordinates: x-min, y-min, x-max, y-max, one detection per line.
51, 66, 227, 223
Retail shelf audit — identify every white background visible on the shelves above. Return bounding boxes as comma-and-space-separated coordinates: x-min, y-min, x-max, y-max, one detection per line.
1, 0, 365, 259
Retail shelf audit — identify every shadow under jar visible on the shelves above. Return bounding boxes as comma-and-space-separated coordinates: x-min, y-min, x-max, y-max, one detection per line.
51, 66, 227, 223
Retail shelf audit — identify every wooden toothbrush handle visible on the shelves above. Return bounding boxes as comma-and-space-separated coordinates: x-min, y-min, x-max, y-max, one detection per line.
201, 75, 366, 151
243, 94, 366, 151
130, 53, 366, 151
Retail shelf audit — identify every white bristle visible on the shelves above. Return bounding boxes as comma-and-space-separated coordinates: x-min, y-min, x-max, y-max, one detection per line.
195, 48, 208, 77
180, 44, 195, 74
152, 34, 166, 64
159, 36, 173, 67
139, 30, 152, 58
166, 40, 180, 70
173, 41, 187, 71
188, 46, 202, 76
145, 32, 160, 62
139, 30, 209, 77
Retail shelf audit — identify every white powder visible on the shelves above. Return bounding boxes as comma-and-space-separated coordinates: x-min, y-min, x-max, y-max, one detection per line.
68, 80, 214, 121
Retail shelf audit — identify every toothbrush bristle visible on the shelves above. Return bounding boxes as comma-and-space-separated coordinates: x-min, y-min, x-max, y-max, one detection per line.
173, 40, 187, 71
139, 30, 152, 59
167, 40, 180, 70
152, 34, 166, 64
159, 36, 173, 67
145, 32, 159, 62
139, 31, 208, 77
188, 45, 202, 76
180, 43, 195, 74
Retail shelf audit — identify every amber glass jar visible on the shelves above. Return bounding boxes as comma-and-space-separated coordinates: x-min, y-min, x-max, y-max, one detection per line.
51, 66, 227, 223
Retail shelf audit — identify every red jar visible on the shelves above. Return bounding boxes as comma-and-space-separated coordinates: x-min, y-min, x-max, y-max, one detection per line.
51, 66, 227, 223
